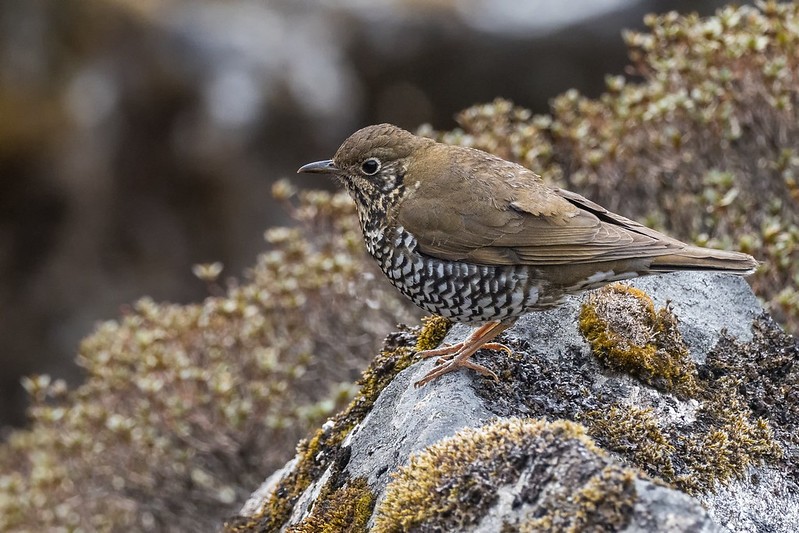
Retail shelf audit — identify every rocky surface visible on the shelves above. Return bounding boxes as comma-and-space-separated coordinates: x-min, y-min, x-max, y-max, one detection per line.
231, 271, 798, 532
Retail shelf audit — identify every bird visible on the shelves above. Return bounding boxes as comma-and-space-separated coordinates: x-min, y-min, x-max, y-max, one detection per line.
298, 124, 758, 387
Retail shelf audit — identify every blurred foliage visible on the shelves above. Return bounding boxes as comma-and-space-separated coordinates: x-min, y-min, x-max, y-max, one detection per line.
1, 2, 798, 531
0, 186, 416, 532
430, 1, 799, 333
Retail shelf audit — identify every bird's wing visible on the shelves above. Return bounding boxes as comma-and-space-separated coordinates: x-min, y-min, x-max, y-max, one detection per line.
397, 145, 685, 266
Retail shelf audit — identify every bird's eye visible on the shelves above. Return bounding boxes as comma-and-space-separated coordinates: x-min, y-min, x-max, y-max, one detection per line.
361, 158, 381, 175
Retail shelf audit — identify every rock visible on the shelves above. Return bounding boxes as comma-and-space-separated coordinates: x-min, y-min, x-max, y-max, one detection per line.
228, 272, 798, 532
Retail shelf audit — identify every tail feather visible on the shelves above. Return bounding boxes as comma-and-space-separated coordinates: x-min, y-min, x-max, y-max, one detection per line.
649, 246, 759, 275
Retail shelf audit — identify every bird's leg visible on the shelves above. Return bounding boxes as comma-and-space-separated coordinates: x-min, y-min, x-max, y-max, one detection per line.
414, 320, 514, 387
415, 323, 514, 360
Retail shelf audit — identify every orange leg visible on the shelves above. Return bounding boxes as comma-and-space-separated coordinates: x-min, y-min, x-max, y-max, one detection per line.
414, 320, 514, 387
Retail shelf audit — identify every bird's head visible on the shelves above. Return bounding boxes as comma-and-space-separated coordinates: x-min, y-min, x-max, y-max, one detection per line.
298, 124, 432, 222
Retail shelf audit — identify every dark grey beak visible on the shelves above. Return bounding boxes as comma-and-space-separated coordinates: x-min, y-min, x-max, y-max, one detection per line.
297, 159, 338, 174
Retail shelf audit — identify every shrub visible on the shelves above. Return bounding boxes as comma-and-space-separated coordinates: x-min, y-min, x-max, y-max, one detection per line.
0, 185, 415, 532
430, 1, 799, 332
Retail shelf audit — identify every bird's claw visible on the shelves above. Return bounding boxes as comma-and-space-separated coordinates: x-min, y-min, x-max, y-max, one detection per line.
481, 342, 513, 356
414, 343, 510, 387
414, 358, 499, 387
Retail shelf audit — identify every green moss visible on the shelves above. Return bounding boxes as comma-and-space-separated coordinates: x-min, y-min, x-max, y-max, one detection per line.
677, 387, 781, 493
701, 313, 799, 482
579, 283, 699, 397
288, 478, 374, 533
355, 340, 417, 414
476, 296, 783, 497
584, 391, 781, 494
414, 315, 452, 352
575, 289, 785, 494
373, 418, 633, 532
583, 406, 677, 483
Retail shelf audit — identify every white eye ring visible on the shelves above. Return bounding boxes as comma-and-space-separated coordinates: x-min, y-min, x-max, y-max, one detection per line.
361, 157, 381, 175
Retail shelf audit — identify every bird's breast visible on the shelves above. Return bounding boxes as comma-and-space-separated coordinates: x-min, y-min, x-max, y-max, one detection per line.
360, 223, 557, 323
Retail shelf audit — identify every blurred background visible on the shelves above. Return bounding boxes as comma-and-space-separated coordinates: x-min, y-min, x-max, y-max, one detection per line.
0, 0, 739, 429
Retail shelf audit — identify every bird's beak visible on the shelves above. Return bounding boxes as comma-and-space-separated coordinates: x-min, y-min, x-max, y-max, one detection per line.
297, 159, 338, 174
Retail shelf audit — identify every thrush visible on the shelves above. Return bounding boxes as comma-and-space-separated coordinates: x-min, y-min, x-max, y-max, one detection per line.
298, 124, 758, 387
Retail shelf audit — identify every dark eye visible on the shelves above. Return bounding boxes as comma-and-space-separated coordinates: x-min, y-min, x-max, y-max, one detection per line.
361, 158, 381, 175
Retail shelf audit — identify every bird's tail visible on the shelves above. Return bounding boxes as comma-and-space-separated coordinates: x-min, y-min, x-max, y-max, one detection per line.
649, 246, 759, 276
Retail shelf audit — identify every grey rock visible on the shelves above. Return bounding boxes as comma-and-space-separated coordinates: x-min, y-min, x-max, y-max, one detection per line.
236, 271, 797, 532
630, 272, 761, 362
623, 480, 719, 533
345, 359, 495, 496
700, 469, 799, 533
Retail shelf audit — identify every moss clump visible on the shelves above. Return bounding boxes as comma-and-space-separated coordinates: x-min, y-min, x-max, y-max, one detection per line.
700, 313, 798, 482
578, 290, 782, 494
583, 406, 677, 483
476, 302, 783, 496
579, 283, 699, 396
432, 3, 799, 335
373, 418, 640, 532
676, 387, 781, 493
414, 315, 452, 352
584, 391, 781, 494
287, 478, 374, 533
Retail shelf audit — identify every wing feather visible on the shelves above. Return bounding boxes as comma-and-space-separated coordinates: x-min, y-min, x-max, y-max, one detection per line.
396, 144, 686, 266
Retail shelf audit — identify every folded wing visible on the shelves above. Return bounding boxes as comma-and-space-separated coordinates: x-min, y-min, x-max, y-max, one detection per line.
398, 145, 687, 267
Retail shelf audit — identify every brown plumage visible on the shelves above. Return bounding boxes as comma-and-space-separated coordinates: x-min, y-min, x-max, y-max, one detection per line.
298, 124, 757, 386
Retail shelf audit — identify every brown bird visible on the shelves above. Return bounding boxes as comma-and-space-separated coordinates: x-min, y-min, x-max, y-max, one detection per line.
298, 124, 757, 387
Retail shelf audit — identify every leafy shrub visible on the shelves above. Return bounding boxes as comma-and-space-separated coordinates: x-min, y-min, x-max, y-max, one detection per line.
430, 1, 799, 332
0, 185, 415, 532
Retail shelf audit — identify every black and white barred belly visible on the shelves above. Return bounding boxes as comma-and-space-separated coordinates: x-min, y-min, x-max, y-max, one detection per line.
363, 224, 548, 324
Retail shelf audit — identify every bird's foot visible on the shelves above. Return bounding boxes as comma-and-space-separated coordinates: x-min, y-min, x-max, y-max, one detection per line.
414, 356, 498, 387
416, 342, 465, 359
413, 320, 514, 387
417, 341, 512, 364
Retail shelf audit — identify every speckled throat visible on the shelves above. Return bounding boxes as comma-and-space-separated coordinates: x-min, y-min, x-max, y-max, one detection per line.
355, 206, 551, 324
